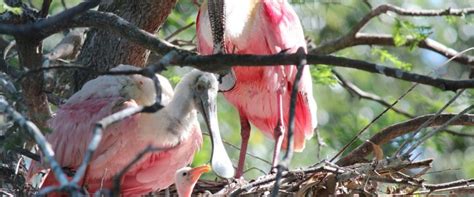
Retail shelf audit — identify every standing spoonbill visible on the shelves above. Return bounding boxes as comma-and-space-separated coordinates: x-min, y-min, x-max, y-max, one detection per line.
28, 65, 234, 196
197, 0, 318, 178
175, 165, 211, 197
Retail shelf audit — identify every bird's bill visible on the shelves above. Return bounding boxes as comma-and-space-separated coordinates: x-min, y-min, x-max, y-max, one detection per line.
199, 91, 235, 178
189, 165, 211, 181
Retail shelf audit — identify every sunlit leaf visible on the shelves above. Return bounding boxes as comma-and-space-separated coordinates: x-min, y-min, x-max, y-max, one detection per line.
310, 64, 337, 85
392, 19, 432, 50
372, 48, 412, 71
1, 3, 23, 15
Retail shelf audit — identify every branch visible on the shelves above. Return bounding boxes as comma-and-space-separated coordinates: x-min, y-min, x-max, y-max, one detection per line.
333, 70, 413, 117
5, 10, 472, 91
313, 33, 474, 66
403, 105, 473, 156
0, 99, 69, 185
336, 114, 474, 166
334, 70, 474, 138
311, 4, 474, 71
348, 4, 474, 36
272, 47, 306, 196
111, 145, 175, 196
39, 0, 52, 18
0, 0, 100, 39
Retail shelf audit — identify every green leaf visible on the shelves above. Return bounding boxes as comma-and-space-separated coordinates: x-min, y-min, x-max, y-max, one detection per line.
1, 3, 23, 15
310, 64, 337, 85
392, 19, 432, 50
372, 48, 413, 71
444, 15, 458, 24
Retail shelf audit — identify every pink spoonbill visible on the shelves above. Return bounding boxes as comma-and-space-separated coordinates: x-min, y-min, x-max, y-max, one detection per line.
175, 165, 211, 197
28, 65, 234, 195
197, 0, 318, 178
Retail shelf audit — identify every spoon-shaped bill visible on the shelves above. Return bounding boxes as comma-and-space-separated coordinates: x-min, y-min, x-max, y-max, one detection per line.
199, 90, 235, 178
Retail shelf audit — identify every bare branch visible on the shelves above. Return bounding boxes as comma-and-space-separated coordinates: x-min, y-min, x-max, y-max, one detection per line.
333, 70, 413, 117
335, 70, 474, 138
1, 10, 468, 91
0, 0, 100, 39
313, 33, 474, 66
39, 0, 52, 18
272, 47, 307, 196
403, 105, 473, 156
336, 113, 474, 166
111, 145, 176, 196
0, 99, 69, 185
349, 4, 474, 36
395, 89, 465, 156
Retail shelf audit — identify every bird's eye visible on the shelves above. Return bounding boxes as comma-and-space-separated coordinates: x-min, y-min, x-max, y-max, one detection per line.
196, 84, 205, 91
182, 172, 187, 176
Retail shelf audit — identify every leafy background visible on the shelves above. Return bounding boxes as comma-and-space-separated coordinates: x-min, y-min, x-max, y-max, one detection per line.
2, 0, 473, 184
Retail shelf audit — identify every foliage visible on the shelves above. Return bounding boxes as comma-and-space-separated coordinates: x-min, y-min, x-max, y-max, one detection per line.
310, 64, 338, 85
371, 48, 413, 71
392, 19, 432, 50
0, 1, 23, 15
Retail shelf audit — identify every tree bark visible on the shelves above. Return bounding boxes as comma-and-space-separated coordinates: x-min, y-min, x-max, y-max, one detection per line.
74, 0, 178, 90
16, 38, 51, 130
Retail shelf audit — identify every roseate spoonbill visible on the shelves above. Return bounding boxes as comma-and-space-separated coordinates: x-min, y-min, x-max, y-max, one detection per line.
28, 65, 234, 195
175, 165, 211, 197
197, 0, 318, 177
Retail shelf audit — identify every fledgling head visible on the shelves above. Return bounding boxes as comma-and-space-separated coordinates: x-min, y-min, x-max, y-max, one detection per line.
174, 69, 219, 110
175, 165, 211, 197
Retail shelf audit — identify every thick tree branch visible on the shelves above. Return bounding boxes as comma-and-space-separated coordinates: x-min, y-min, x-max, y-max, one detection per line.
313, 33, 474, 66
336, 114, 474, 166
0, 0, 100, 39
3, 10, 473, 92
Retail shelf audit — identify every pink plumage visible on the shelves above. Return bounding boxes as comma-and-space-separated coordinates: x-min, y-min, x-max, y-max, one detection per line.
197, 0, 317, 177
28, 65, 204, 196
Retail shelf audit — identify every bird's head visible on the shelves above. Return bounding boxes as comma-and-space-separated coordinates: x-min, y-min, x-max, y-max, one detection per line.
175, 165, 211, 197
178, 70, 235, 178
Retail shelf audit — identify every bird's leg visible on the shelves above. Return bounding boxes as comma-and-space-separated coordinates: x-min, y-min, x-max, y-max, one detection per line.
270, 67, 287, 173
235, 113, 251, 178
271, 90, 285, 173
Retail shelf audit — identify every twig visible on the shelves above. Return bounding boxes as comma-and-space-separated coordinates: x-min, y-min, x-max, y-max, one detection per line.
350, 4, 474, 36
336, 113, 474, 166
334, 70, 474, 138
402, 105, 473, 156
0, 99, 69, 185
329, 79, 418, 163
395, 89, 465, 157
202, 132, 271, 165
0, 0, 100, 39
165, 22, 195, 41
0, 10, 466, 91
111, 145, 175, 196
271, 47, 307, 196
314, 33, 474, 66
39, 0, 52, 18
333, 70, 413, 117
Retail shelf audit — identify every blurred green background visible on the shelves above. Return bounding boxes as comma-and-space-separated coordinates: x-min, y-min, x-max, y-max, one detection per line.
7, 0, 474, 184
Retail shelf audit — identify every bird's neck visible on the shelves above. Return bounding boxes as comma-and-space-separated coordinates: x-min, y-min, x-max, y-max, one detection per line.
166, 87, 196, 121
223, 0, 259, 39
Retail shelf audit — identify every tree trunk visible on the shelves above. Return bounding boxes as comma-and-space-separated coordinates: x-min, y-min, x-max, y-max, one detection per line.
74, 0, 178, 90
16, 38, 52, 130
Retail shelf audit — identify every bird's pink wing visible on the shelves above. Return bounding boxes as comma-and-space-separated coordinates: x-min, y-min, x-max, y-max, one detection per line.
258, 0, 318, 148
35, 97, 142, 178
